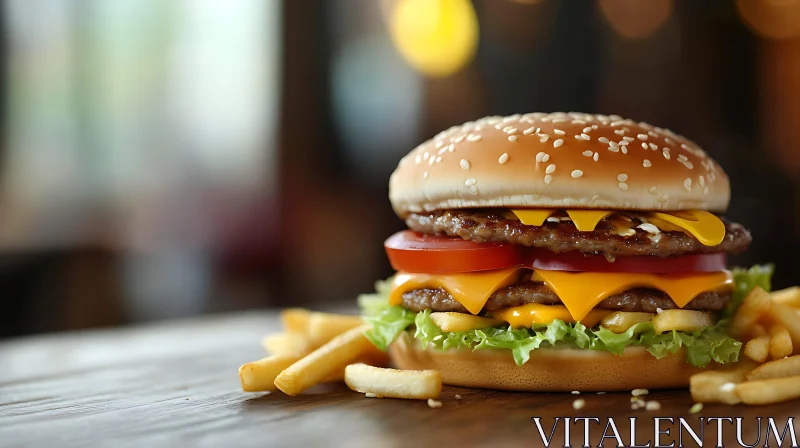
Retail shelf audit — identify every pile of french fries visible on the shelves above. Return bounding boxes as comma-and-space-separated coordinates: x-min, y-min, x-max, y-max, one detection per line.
239, 308, 442, 400
691, 286, 800, 405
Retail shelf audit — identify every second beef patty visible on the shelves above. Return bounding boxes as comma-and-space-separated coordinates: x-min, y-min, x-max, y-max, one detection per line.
401, 282, 729, 314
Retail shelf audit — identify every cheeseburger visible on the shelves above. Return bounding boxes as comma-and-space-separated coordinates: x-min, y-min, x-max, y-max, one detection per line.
361, 112, 754, 391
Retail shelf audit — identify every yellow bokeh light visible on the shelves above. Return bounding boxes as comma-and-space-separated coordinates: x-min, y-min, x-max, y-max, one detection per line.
389, 0, 479, 78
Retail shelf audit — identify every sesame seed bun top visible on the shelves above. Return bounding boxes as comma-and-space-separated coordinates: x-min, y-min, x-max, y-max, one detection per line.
389, 112, 730, 217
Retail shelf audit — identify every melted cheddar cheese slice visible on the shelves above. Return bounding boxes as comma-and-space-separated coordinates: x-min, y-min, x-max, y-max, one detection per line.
389, 269, 733, 323
388, 268, 522, 315
492, 304, 610, 328
532, 270, 732, 321
510, 209, 726, 246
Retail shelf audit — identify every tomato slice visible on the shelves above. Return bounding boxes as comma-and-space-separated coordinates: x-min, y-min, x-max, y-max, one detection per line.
384, 231, 728, 274
528, 249, 727, 274
384, 231, 525, 274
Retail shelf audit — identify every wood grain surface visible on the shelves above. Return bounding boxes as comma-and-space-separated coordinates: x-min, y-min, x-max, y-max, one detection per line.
0, 309, 797, 448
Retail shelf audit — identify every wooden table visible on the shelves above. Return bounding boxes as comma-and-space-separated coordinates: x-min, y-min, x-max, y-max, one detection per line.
1, 310, 797, 447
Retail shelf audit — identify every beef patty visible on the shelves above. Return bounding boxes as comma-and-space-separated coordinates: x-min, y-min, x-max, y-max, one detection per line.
405, 209, 751, 257
401, 281, 729, 314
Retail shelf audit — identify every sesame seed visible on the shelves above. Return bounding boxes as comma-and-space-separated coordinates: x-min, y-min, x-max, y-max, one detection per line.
554, 129, 565, 135
581, 133, 591, 140
690, 403, 704, 414
641, 142, 648, 149
460, 159, 471, 170
657, 194, 669, 202
540, 134, 550, 143
498, 153, 509, 164
632, 389, 649, 397
619, 183, 629, 191
572, 399, 585, 410
619, 140, 629, 146
663, 150, 670, 160
553, 139, 564, 148
621, 147, 628, 154
664, 137, 674, 144
623, 136, 635, 142
427, 399, 442, 408
608, 146, 619, 153
649, 143, 658, 151
508, 135, 518, 142
454, 135, 465, 143
544, 175, 553, 185
455, 394, 462, 399
643, 159, 652, 168
423, 152, 430, 160
469, 186, 478, 195
645, 401, 661, 411
542, 154, 550, 162
720, 383, 736, 392
677, 154, 688, 162
609, 140, 618, 147
598, 137, 609, 144
617, 173, 628, 182
448, 144, 455, 152
593, 152, 599, 162
428, 157, 435, 165
423, 172, 429, 179
649, 186, 657, 194
582, 150, 593, 157
573, 119, 587, 124
365, 393, 377, 398
536, 152, 545, 163
637, 134, 648, 140
684, 161, 694, 169
583, 127, 593, 133
648, 130, 658, 138
465, 178, 476, 187
571, 391, 581, 395
571, 170, 584, 178
523, 127, 536, 135
591, 194, 600, 202
614, 129, 625, 136
704, 187, 709, 195
467, 134, 482, 142
699, 175, 705, 187
546, 164, 556, 174
503, 126, 518, 134
684, 178, 692, 191
415, 154, 422, 164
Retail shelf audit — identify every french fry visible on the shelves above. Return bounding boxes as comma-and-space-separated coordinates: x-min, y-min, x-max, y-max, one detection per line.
652, 310, 714, 334
689, 361, 755, 404
747, 355, 800, 381
768, 324, 793, 359
772, 286, 800, 309
322, 350, 392, 383
730, 287, 772, 340
429, 312, 503, 332
344, 363, 442, 399
307, 313, 365, 347
751, 324, 768, 338
239, 354, 301, 392
767, 303, 800, 350
735, 375, 800, 405
744, 336, 771, 363
274, 325, 374, 396
281, 308, 311, 333
262, 332, 311, 356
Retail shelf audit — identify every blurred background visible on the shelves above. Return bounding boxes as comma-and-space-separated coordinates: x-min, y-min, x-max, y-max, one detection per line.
0, 0, 798, 337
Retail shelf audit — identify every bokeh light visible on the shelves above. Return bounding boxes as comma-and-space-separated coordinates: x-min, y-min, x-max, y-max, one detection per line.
389, 0, 479, 77
737, 0, 800, 39
598, 0, 674, 40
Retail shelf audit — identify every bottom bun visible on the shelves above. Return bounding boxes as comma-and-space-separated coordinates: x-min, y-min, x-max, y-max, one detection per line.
389, 332, 704, 392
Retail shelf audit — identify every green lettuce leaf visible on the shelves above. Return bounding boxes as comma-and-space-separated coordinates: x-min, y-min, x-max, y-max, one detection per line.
722, 264, 774, 318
